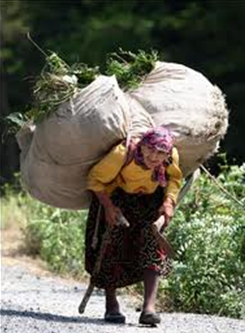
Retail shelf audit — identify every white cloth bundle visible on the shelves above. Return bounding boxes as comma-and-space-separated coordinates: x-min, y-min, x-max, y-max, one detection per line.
17, 75, 131, 209
17, 62, 228, 209
129, 61, 228, 176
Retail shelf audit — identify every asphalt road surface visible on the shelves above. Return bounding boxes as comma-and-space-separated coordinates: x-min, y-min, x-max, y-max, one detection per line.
1, 264, 245, 333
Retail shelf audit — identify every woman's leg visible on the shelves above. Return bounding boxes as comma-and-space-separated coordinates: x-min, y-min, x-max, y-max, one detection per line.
105, 288, 120, 313
104, 288, 126, 323
139, 268, 161, 325
142, 268, 160, 313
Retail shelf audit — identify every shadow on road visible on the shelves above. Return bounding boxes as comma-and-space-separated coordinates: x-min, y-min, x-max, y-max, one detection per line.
0, 308, 112, 326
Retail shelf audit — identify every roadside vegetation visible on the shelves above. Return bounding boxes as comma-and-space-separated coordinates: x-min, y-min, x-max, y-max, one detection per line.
1, 162, 244, 319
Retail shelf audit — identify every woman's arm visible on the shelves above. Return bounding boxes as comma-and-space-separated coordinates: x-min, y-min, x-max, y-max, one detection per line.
164, 147, 183, 204
87, 143, 127, 226
159, 147, 183, 225
87, 143, 126, 193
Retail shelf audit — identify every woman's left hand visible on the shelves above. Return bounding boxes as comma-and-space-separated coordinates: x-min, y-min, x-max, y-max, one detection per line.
158, 197, 175, 226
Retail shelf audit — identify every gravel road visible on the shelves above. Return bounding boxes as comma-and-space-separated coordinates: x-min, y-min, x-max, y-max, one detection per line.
1, 264, 245, 333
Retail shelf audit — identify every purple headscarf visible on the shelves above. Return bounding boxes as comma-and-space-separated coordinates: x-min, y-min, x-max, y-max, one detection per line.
138, 126, 173, 154
133, 126, 174, 187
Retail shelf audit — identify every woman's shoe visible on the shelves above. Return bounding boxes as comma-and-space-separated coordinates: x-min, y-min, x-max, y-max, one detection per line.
104, 311, 126, 324
139, 311, 161, 326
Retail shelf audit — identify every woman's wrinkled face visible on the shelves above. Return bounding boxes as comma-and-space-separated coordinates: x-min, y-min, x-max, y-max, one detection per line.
141, 144, 168, 169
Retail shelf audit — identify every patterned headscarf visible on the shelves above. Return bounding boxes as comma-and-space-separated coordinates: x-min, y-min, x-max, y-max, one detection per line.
133, 126, 174, 186
138, 126, 173, 154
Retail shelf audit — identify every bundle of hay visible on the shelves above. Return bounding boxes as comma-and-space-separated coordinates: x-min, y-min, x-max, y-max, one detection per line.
16, 52, 228, 210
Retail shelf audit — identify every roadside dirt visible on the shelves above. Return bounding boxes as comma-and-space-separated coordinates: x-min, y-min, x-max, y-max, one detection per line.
1, 226, 67, 279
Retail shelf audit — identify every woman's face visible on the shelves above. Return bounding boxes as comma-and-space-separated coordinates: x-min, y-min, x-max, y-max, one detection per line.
141, 144, 168, 169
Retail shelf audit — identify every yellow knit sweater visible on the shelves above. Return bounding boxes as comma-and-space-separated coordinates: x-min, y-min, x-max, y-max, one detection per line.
87, 143, 183, 204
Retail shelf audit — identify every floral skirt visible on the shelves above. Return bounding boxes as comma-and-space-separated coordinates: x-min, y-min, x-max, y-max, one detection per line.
85, 187, 172, 289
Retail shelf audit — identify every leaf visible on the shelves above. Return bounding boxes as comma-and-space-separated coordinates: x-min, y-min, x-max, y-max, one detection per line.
6, 112, 26, 127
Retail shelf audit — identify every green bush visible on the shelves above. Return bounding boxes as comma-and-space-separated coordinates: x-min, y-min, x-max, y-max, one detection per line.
162, 164, 245, 318
22, 197, 87, 277
2, 177, 87, 277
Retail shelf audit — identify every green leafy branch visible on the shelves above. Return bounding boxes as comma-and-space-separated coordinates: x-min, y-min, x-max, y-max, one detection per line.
106, 48, 159, 90
6, 35, 159, 133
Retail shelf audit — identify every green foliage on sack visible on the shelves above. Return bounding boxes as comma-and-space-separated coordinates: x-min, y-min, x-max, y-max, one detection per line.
5, 49, 159, 130
105, 49, 158, 90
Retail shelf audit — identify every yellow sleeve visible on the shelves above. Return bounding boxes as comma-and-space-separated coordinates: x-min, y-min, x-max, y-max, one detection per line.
165, 147, 183, 204
87, 143, 126, 192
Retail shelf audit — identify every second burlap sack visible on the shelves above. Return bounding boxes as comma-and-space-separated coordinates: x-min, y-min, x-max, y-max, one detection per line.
128, 61, 229, 177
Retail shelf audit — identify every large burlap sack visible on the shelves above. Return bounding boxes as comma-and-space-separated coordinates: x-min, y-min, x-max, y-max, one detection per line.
128, 61, 228, 177
17, 75, 131, 209
17, 62, 229, 210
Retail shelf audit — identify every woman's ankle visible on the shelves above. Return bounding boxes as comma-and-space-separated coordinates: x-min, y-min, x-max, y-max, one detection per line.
142, 303, 156, 313
105, 289, 120, 313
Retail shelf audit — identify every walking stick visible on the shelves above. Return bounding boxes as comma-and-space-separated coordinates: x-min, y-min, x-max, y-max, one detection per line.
78, 213, 129, 314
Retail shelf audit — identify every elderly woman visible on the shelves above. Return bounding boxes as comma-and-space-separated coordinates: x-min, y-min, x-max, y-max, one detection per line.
85, 126, 182, 325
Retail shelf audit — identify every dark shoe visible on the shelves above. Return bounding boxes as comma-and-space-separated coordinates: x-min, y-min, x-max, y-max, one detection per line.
139, 311, 161, 326
104, 311, 126, 324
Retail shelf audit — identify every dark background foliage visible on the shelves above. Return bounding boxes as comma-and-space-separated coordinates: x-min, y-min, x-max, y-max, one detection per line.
1, 0, 245, 185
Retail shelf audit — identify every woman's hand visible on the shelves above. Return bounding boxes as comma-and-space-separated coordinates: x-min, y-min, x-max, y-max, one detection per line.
94, 191, 121, 228
158, 197, 175, 226
104, 205, 121, 228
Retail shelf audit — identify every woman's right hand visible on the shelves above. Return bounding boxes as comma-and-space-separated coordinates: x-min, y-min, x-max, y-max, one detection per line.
94, 191, 121, 227
104, 205, 121, 227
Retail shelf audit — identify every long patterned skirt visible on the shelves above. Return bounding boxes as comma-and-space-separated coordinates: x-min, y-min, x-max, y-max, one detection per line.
85, 187, 171, 289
